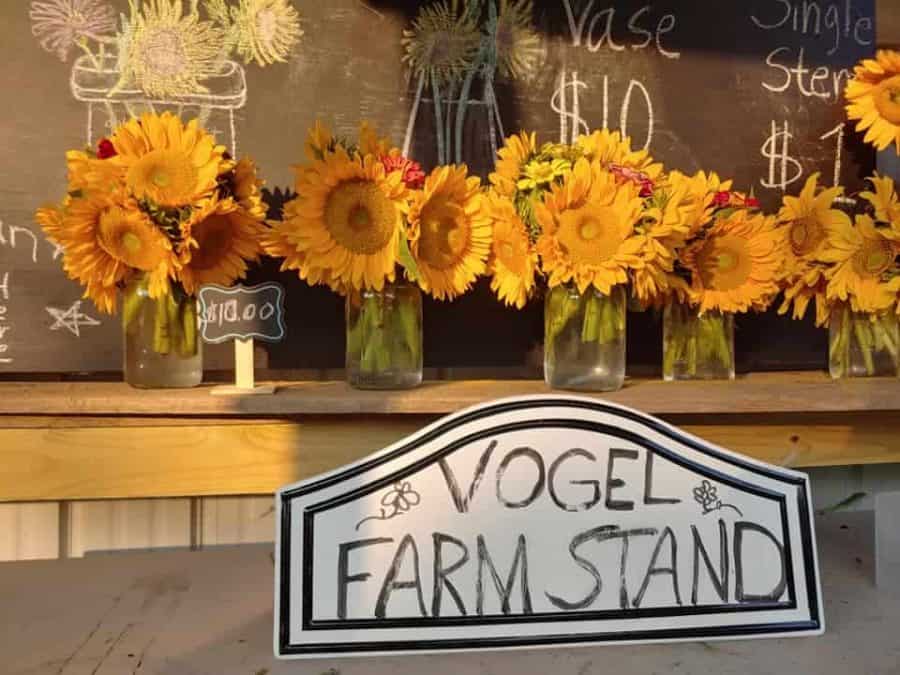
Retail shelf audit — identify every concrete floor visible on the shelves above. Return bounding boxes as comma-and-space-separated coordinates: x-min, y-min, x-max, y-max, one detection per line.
1, 512, 898, 675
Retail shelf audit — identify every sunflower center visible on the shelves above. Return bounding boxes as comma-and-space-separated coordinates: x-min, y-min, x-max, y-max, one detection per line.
418, 202, 469, 270
324, 180, 396, 254
256, 8, 279, 43
697, 236, 752, 291
140, 28, 187, 77
121, 232, 143, 254
557, 208, 626, 266
189, 213, 235, 271
127, 149, 199, 205
790, 216, 825, 256
852, 238, 895, 277
874, 75, 900, 125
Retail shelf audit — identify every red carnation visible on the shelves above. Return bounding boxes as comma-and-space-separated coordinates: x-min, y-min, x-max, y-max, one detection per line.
744, 196, 760, 208
713, 191, 732, 208
609, 163, 654, 197
381, 154, 425, 189
97, 138, 116, 159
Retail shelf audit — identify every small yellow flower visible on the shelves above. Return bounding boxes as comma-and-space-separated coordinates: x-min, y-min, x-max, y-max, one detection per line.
516, 158, 569, 191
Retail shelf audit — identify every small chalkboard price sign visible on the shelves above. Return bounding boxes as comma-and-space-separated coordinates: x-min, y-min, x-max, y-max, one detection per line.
276, 396, 823, 658
198, 283, 285, 395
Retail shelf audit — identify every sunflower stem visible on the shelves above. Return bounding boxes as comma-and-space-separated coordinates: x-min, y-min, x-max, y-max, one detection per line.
853, 318, 875, 376
122, 283, 146, 337
153, 297, 171, 355
180, 300, 198, 358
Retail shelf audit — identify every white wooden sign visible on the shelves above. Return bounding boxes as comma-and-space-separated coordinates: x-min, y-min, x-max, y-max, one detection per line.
275, 396, 823, 658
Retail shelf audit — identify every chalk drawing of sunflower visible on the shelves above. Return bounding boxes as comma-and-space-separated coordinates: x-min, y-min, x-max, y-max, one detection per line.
490, 0, 542, 81
231, 0, 302, 66
30, 0, 116, 61
117, 0, 225, 98
402, 0, 481, 86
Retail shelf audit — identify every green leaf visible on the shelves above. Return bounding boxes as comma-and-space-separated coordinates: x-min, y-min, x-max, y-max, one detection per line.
398, 231, 420, 282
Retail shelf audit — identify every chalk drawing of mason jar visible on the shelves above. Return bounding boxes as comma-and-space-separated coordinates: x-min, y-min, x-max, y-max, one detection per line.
30, 0, 302, 155
70, 53, 247, 155
401, 0, 544, 167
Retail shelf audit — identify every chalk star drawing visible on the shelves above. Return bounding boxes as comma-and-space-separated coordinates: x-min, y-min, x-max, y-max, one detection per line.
46, 301, 101, 337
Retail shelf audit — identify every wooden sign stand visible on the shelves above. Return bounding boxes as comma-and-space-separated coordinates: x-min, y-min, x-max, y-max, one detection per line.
199, 283, 286, 398
211, 338, 276, 396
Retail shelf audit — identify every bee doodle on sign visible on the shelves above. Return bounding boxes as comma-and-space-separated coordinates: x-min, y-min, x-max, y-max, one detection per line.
355, 482, 422, 531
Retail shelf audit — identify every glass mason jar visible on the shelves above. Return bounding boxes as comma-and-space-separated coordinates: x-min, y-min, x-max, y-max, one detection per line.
662, 302, 735, 381
346, 279, 423, 390
829, 304, 900, 378
544, 283, 626, 391
122, 276, 202, 388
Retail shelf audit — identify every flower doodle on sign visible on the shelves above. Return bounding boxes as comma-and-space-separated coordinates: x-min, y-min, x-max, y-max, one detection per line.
693, 480, 744, 517
355, 481, 421, 531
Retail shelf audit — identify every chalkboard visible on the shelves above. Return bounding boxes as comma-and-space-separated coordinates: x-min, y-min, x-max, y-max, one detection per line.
276, 396, 822, 656
0, 0, 883, 374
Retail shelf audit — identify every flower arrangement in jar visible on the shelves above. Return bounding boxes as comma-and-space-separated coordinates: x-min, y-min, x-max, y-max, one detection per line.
265, 120, 491, 389
484, 129, 692, 391
647, 172, 785, 381
779, 174, 900, 378
36, 112, 268, 388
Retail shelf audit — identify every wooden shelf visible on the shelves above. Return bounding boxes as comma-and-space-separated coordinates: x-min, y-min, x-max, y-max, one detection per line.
2, 373, 899, 502
1, 371, 899, 417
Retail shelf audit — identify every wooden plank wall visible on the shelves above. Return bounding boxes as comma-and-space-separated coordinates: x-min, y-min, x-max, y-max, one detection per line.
3, 466, 900, 562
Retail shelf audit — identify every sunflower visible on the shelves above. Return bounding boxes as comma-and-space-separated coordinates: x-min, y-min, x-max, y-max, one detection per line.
36, 195, 174, 312
110, 112, 226, 207
485, 191, 537, 308
302, 119, 334, 161
117, 0, 225, 98
576, 129, 663, 181
177, 198, 266, 294
66, 149, 123, 194
231, 0, 302, 66
776, 173, 849, 324
631, 171, 695, 307
491, 0, 542, 81
407, 165, 491, 300
860, 174, 900, 226
30, 0, 116, 61
402, 0, 481, 86
534, 158, 646, 295
823, 214, 900, 314
268, 149, 409, 291
221, 156, 266, 219
489, 131, 537, 197
681, 209, 785, 314
846, 49, 900, 153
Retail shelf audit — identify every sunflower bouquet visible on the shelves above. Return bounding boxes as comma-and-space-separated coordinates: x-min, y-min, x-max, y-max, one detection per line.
779, 174, 900, 378
266, 120, 491, 389
36, 112, 268, 387
485, 129, 692, 390
648, 172, 785, 381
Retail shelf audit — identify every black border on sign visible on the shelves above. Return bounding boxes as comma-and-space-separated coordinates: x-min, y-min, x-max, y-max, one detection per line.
277, 398, 821, 656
